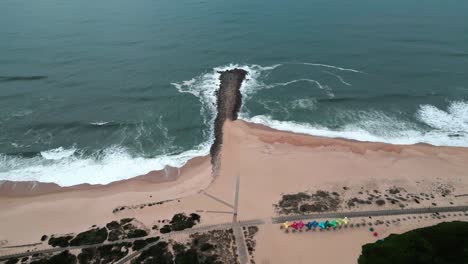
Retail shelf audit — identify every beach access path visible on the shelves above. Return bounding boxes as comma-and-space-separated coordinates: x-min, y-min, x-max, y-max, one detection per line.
2, 205, 468, 263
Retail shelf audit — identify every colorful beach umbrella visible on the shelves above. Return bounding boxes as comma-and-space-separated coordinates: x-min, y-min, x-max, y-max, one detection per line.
297, 221, 305, 229
291, 221, 299, 230
319, 221, 326, 229
311, 221, 319, 228
342, 217, 349, 225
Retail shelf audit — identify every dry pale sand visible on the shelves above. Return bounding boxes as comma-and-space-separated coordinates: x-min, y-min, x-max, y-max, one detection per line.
1, 120, 468, 259
254, 214, 468, 264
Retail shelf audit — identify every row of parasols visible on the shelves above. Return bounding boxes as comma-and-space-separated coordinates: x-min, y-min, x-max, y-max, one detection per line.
280, 217, 380, 237
281, 217, 350, 231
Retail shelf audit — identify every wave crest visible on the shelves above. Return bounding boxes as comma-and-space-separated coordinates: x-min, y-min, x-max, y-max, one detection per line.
0, 144, 210, 186
244, 101, 468, 147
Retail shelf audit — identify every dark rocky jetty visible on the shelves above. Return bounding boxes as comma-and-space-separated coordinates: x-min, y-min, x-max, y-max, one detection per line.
210, 69, 248, 171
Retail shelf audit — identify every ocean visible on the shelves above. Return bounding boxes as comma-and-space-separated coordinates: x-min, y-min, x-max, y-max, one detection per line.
1, 0, 467, 186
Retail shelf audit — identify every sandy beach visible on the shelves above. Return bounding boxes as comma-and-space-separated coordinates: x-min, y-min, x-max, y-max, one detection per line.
1, 119, 468, 262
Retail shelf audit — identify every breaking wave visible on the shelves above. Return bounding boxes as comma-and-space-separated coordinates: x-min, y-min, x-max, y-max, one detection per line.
0, 144, 210, 186
90, 121, 110, 126
40, 147, 76, 160
244, 100, 468, 147
2, 62, 466, 186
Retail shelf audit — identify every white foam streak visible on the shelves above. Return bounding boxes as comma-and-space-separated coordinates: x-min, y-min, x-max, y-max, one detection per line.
323, 71, 352, 86
90, 121, 109, 126
266, 79, 335, 98
296, 62, 364, 73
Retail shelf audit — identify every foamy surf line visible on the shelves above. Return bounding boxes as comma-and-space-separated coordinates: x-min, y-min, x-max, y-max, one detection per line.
4, 62, 464, 187
242, 100, 468, 147
0, 144, 210, 186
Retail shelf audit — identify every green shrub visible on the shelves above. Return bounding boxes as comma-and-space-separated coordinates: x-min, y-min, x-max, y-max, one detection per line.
190, 213, 201, 223
359, 221, 468, 264
5, 258, 18, 264
120, 218, 134, 225
48, 235, 74, 247
132, 239, 148, 251
133, 241, 173, 264
160, 225, 172, 234
106, 221, 120, 230
77, 248, 96, 264
31, 250, 77, 264
200, 243, 214, 252
170, 214, 197, 231
107, 229, 122, 241
70, 228, 108, 246
175, 248, 200, 264
145, 236, 160, 244
78, 243, 131, 264
127, 229, 148, 239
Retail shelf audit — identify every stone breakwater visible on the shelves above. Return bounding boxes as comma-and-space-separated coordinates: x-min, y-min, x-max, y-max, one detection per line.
209, 69, 248, 171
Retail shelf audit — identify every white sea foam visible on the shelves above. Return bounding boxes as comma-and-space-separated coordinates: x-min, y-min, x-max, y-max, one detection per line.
3, 62, 466, 186
0, 144, 211, 186
90, 121, 109, 126
40, 147, 76, 160
323, 71, 352, 86
416, 101, 468, 132
290, 98, 318, 111
0, 63, 280, 186
243, 101, 468, 147
294, 62, 365, 73
266, 79, 335, 98
171, 63, 282, 128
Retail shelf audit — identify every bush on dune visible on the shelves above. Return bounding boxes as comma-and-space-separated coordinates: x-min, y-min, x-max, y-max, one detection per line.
69, 228, 108, 246
358, 221, 468, 264
48, 235, 74, 248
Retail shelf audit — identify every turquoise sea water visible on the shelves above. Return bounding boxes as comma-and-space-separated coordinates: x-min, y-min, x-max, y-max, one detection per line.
1, 0, 467, 185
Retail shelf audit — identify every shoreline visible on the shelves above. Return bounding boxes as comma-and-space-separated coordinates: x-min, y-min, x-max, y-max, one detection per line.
1, 69, 468, 262
1, 118, 468, 255
1, 120, 467, 197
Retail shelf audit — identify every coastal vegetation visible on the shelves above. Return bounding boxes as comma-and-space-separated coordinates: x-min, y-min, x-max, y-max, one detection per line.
275, 184, 456, 215
30, 250, 77, 264
131, 237, 160, 251
107, 218, 148, 241
159, 213, 201, 234
77, 242, 131, 264
275, 190, 341, 214
132, 229, 238, 264
244, 226, 259, 259
358, 221, 468, 264
47, 235, 73, 248
70, 228, 108, 246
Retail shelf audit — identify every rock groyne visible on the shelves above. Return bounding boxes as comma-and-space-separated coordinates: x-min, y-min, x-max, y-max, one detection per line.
210, 69, 248, 171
